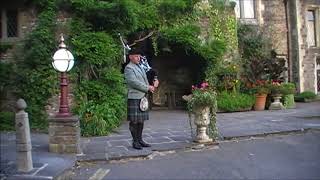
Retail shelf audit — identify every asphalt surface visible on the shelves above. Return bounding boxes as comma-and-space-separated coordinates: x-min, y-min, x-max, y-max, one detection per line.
63, 130, 320, 180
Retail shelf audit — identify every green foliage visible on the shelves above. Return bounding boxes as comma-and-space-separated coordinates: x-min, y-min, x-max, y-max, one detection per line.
72, 32, 120, 67
70, 0, 137, 33
213, 61, 240, 92
0, 63, 13, 95
0, 111, 15, 131
158, 0, 197, 21
13, 0, 58, 130
238, 25, 270, 83
265, 50, 287, 81
0, 44, 13, 54
295, 91, 317, 102
280, 83, 296, 95
161, 23, 201, 52
217, 91, 255, 112
187, 89, 217, 111
71, 30, 126, 136
238, 25, 287, 85
201, 5, 236, 87
8, 0, 237, 136
283, 94, 295, 109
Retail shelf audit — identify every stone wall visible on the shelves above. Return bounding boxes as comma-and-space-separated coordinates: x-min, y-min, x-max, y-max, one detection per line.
298, 0, 320, 93
255, 0, 320, 93
0, 6, 74, 113
0, 6, 37, 111
260, 0, 288, 56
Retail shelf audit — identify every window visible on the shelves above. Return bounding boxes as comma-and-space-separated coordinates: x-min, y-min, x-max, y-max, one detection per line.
307, 10, 316, 47
1, 9, 19, 39
235, 0, 256, 19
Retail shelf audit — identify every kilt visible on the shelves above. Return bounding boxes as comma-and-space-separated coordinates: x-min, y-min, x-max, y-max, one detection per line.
127, 99, 149, 123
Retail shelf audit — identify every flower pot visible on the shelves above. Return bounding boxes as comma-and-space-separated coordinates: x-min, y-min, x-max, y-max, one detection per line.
269, 94, 285, 110
254, 94, 267, 111
193, 106, 212, 143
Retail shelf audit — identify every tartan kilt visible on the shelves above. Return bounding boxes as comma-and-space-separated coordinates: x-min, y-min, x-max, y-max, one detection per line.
127, 99, 149, 123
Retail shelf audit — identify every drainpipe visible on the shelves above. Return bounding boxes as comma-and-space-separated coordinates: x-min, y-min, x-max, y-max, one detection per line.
284, 0, 291, 82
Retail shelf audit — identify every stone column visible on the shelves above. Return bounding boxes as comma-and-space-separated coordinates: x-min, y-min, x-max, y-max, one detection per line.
48, 116, 81, 154
15, 99, 33, 172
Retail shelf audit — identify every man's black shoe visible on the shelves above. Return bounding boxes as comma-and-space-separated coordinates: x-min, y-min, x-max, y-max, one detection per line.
139, 140, 151, 147
133, 141, 142, 150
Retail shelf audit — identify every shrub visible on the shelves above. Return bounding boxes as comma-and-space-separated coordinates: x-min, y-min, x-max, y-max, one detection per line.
71, 31, 126, 136
217, 91, 255, 112
281, 83, 296, 95
295, 91, 317, 102
0, 111, 15, 131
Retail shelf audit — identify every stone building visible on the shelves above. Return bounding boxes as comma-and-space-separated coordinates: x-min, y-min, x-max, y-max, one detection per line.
1, 0, 319, 112
1, 1, 36, 111
234, 0, 320, 93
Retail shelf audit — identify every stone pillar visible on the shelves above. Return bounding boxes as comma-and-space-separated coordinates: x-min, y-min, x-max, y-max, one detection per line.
48, 116, 81, 154
15, 99, 33, 172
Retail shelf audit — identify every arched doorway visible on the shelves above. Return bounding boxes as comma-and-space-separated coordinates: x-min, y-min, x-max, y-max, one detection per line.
151, 47, 206, 109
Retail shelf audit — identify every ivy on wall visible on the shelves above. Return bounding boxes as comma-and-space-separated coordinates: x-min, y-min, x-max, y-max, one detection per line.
14, 0, 58, 130
4, 0, 238, 135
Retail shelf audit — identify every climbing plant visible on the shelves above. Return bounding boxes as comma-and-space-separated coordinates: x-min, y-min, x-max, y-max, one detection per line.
13, 0, 58, 130
7, 0, 238, 136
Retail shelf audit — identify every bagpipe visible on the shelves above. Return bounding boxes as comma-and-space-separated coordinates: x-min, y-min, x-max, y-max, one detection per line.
119, 33, 158, 85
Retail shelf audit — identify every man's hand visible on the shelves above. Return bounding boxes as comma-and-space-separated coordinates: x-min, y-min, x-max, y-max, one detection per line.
148, 86, 155, 93
153, 79, 159, 88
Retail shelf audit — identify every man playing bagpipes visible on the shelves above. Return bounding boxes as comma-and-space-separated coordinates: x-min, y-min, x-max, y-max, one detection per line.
120, 33, 159, 150
119, 33, 158, 86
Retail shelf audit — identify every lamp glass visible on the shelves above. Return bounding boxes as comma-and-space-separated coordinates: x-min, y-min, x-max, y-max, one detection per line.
52, 49, 74, 72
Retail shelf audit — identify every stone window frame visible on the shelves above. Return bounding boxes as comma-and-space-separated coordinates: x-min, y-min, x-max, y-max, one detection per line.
235, 0, 259, 25
0, 8, 21, 43
306, 6, 320, 48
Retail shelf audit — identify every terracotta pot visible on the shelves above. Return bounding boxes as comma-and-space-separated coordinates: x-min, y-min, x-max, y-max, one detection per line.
254, 94, 267, 111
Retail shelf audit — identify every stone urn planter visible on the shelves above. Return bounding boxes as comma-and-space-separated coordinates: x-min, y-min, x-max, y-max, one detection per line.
269, 94, 285, 110
193, 106, 212, 143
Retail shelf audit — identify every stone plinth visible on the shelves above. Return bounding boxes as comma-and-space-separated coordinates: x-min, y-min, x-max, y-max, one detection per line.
49, 116, 81, 154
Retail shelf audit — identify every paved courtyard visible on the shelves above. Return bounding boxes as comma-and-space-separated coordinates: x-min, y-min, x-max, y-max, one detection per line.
79, 101, 320, 161
1, 101, 319, 179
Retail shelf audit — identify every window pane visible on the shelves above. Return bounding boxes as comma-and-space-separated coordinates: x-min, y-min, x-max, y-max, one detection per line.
307, 10, 316, 46
307, 10, 315, 21
243, 0, 255, 19
6, 10, 18, 37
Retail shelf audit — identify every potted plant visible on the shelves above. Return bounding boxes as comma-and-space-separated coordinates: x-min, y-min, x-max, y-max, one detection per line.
268, 80, 285, 110
252, 80, 270, 111
185, 82, 218, 143
281, 83, 296, 108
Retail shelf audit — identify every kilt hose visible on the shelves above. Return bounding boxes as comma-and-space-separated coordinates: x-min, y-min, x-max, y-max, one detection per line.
127, 99, 149, 123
